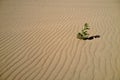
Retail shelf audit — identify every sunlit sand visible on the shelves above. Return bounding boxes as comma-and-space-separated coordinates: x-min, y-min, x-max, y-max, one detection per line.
0, 0, 120, 80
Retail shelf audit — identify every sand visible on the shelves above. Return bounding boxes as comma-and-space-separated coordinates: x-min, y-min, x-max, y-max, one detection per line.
0, 0, 120, 80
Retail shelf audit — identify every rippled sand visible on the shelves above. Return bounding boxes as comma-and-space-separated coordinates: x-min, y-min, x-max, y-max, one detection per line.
0, 0, 120, 80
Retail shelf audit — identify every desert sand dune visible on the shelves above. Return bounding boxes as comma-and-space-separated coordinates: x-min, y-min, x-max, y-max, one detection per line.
0, 0, 120, 80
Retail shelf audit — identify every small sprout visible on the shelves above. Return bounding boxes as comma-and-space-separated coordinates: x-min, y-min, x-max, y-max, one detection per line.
77, 23, 100, 40
77, 23, 90, 40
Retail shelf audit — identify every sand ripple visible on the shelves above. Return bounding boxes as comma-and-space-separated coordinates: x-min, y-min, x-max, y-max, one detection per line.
0, 0, 120, 80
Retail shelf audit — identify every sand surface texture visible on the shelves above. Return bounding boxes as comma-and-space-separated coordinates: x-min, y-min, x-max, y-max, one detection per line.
0, 0, 120, 80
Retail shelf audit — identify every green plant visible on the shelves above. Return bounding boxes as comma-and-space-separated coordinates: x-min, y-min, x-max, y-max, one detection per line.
77, 23, 90, 40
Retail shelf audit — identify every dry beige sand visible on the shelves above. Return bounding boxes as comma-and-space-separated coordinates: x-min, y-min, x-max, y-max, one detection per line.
0, 0, 120, 80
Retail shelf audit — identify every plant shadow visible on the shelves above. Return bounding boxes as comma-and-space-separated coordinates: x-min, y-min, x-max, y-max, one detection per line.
84, 35, 100, 40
